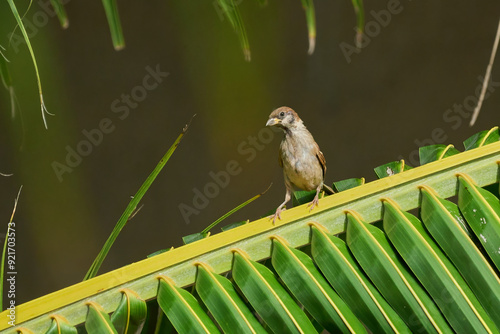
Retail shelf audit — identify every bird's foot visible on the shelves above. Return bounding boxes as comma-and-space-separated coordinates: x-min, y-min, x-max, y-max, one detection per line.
269, 207, 286, 224
307, 194, 320, 212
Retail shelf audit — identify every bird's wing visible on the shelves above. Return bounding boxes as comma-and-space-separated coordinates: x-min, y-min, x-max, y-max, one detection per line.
315, 142, 327, 178
278, 148, 283, 168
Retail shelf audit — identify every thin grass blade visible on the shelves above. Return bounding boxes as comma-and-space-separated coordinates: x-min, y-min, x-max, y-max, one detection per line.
420, 186, 500, 329
6, 0, 50, 128
216, 0, 251, 61
102, 0, 125, 50
271, 236, 366, 333
346, 211, 453, 333
157, 276, 220, 333
300, 0, 316, 54
383, 199, 498, 333
457, 173, 500, 270
195, 263, 266, 333
201, 184, 271, 234
84, 118, 193, 280
0, 51, 16, 118
232, 250, 318, 333
85, 302, 118, 334
310, 224, 411, 333
110, 289, 147, 334
350, 0, 365, 48
0, 186, 21, 311
49, 0, 69, 28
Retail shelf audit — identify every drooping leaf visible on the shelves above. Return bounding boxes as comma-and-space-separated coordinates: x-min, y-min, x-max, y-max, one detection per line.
0, 52, 15, 118
310, 225, 411, 333
84, 118, 193, 280
374, 160, 412, 178
300, 0, 316, 54
157, 276, 220, 333
420, 186, 500, 329
85, 302, 118, 334
232, 250, 318, 333
110, 289, 147, 334
6, 0, 51, 128
346, 211, 453, 333
102, 0, 125, 50
195, 264, 266, 333
350, 0, 365, 48
215, 0, 251, 61
49, 0, 69, 28
463, 127, 500, 150
271, 237, 367, 333
383, 199, 497, 333
419, 144, 460, 165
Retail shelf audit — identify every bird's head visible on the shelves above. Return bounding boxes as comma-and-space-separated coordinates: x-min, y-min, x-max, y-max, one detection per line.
266, 106, 303, 129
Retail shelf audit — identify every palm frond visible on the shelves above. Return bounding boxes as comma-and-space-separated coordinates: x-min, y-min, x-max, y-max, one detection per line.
1, 129, 499, 333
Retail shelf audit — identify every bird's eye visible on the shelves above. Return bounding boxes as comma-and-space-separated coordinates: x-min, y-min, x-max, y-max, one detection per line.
279, 111, 285, 117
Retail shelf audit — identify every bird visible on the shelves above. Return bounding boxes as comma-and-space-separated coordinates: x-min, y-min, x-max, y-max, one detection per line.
266, 106, 334, 223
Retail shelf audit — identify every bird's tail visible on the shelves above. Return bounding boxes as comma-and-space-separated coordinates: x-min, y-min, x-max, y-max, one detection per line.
322, 184, 335, 195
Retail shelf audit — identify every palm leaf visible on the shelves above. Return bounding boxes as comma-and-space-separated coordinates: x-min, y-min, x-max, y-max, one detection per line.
1, 131, 499, 333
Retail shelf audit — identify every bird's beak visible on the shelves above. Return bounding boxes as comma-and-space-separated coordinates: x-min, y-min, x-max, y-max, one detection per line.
266, 118, 280, 127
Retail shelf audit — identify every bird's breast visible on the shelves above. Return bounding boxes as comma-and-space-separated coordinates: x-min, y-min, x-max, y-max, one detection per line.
280, 135, 323, 191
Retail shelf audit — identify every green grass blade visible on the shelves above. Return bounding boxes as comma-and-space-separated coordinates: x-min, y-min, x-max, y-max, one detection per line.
271, 237, 366, 333
215, 0, 251, 61
102, 0, 125, 50
6, 0, 51, 128
383, 199, 498, 333
350, 0, 365, 48
195, 264, 266, 333
457, 173, 500, 270
110, 289, 147, 334
300, 0, 316, 54
0, 47, 12, 88
420, 186, 500, 329
0, 50, 16, 118
49, 0, 69, 28
84, 117, 194, 280
310, 225, 411, 333
85, 302, 118, 334
45, 315, 77, 334
201, 184, 271, 234
157, 276, 220, 333
346, 211, 453, 333
232, 250, 318, 333
0, 186, 21, 311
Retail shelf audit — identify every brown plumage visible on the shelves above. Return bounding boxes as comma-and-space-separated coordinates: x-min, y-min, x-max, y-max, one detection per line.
266, 106, 333, 223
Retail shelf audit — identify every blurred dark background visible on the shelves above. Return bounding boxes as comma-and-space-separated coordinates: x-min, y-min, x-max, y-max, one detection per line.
0, 0, 499, 305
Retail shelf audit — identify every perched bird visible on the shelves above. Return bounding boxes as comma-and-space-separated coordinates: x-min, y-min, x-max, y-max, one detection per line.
266, 106, 334, 223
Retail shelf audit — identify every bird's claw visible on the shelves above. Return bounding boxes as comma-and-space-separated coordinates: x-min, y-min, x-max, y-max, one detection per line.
307, 195, 320, 212
269, 207, 286, 224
